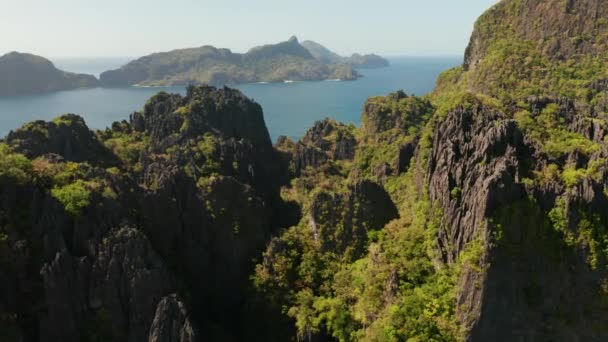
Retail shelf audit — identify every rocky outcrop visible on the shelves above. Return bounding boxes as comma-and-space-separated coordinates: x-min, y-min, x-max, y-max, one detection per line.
428, 100, 608, 340
280, 118, 357, 176
0, 158, 193, 342
428, 102, 528, 264
148, 295, 198, 342
38, 227, 181, 342
0, 85, 295, 341
396, 140, 417, 174
132, 86, 272, 147
6, 114, 118, 166
310, 180, 398, 258
0, 52, 98, 96
362, 90, 432, 135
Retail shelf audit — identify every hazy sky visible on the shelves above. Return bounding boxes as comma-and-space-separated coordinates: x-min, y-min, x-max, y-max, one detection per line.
1, 0, 498, 58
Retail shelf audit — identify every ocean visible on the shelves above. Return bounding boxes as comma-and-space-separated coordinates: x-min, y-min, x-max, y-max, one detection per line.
0, 56, 461, 142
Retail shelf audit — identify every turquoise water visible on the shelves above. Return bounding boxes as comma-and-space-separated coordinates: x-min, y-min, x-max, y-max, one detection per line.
0, 57, 460, 141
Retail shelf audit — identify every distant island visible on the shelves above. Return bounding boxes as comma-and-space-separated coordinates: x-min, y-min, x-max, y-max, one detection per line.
0, 52, 99, 96
0, 38, 390, 95
301, 40, 390, 68
100, 37, 364, 87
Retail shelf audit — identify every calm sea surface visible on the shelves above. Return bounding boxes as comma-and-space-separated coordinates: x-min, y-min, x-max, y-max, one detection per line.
0, 56, 460, 142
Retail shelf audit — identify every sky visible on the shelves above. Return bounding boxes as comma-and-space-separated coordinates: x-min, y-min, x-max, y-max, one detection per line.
0, 0, 498, 58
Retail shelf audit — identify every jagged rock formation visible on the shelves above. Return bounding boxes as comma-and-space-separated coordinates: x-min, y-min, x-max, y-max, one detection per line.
427, 0, 608, 340
0, 52, 98, 96
428, 98, 608, 341
6, 114, 118, 166
0, 85, 295, 341
148, 295, 197, 342
309, 180, 398, 257
277, 118, 356, 176
100, 37, 360, 87
300, 40, 390, 68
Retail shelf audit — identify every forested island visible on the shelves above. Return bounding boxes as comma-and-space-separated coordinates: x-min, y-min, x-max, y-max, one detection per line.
99, 37, 363, 87
0, 52, 98, 96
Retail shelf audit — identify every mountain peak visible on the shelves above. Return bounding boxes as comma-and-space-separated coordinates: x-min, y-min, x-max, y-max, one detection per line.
288, 35, 299, 44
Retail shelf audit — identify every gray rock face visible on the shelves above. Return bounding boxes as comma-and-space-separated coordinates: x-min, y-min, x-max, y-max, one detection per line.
132, 86, 272, 148
283, 118, 356, 176
428, 102, 608, 341
148, 295, 198, 342
89, 228, 178, 342
310, 180, 398, 257
396, 140, 417, 174
38, 227, 181, 342
428, 103, 527, 264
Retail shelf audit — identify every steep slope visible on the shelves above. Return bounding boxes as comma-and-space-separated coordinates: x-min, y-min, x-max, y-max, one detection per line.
430, 0, 608, 340
0, 52, 99, 96
438, 0, 608, 102
100, 37, 360, 87
301, 40, 390, 68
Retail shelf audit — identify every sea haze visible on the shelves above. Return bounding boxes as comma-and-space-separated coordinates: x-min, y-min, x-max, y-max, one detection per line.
0, 56, 461, 141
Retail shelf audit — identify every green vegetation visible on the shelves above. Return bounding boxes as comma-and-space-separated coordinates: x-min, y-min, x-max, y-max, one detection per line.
0, 143, 32, 184
561, 159, 605, 188
447, 0, 608, 103
51, 180, 92, 217
255, 192, 461, 341
514, 103, 599, 158
253, 96, 470, 341
101, 128, 148, 168
450, 187, 462, 200
548, 197, 608, 270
